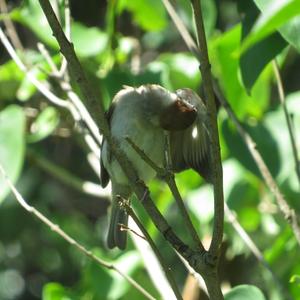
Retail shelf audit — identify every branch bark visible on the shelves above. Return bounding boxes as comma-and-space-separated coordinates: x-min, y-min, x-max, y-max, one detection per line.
190, 0, 224, 259
0, 163, 156, 300
37, 2, 218, 297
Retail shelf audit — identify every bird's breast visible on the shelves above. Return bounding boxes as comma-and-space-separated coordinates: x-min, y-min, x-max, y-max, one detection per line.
108, 117, 165, 185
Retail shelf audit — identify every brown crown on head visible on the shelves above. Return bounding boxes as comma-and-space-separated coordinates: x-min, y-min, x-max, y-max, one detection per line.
159, 98, 197, 131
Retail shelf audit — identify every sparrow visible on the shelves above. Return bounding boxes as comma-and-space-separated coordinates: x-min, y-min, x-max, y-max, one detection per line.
100, 84, 210, 250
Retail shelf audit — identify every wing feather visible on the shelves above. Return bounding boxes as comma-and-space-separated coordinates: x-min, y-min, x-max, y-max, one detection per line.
170, 89, 212, 182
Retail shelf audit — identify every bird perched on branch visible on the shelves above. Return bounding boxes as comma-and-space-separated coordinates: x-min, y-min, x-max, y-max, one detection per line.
100, 84, 211, 250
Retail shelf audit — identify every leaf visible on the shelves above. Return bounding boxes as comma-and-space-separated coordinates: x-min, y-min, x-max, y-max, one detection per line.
210, 25, 271, 118
82, 250, 141, 299
0, 60, 24, 101
225, 285, 266, 300
157, 53, 201, 90
12, 0, 59, 49
71, 22, 108, 58
108, 251, 141, 299
176, 0, 217, 37
42, 282, 72, 300
221, 119, 280, 179
290, 274, 300, 285
240, 33, 287, 93
27, 107, 60, 143
239, 1, 287, 92
242, 0, 300, 53
117, 0, 167, 31
263, 92, 300, 187
16, 67, 47, 101
0, 106, 25, 203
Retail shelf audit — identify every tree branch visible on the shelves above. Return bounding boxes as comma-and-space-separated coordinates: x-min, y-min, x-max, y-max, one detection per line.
37, 0, 204, 279
0, 163, 156, 300
161, 0, 300, 249
190, 0, 224, 259
213, 81, 300, 246
272, 60, 300, 186
125, 136, 205, 252
125, 203, 183, 300
27, 148, 110, 197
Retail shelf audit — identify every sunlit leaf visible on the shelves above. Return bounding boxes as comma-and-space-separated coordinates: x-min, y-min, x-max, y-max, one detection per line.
225, 285, 266, 300
157, 53, 201, 90
0, 106, 25, 203
210, 25, 271, 118
222, 118, 280, 180
243, 0, 300, 53
16, 67, 47, 101
238, 1, 287, 92
290, 274, 300, 285
117, 0, 167, 31
71, 22, 108, 58
27, 107, 60, 143
42, 282, 72, 300
13, 0, 59, 49
0, 60, 24, 101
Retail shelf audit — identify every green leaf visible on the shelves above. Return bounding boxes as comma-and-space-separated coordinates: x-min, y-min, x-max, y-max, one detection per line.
239, 1, 287, 92
242, 0, 300, 53
81, 250, 141, 299
157, 53, 201, 90
0, 60, 24, 101
240, 33, 286, 93
290, 274, 300, 285
0, 106, 25, 203
13, 0, 59, 49
71, 22, 108, 58
176, 0, 217, 37
42, 282, 72, 300
221, 119, 280, 180
210, 25, 271, 118
16, 67, 47, 101
117, 0, 167, 31
27, 107, 60, 143
263, 92, 300, 187
225, 285, 266, 300
108, 251, 141, 299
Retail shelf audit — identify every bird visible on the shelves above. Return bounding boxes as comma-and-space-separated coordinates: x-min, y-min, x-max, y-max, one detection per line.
100, 84, 211, 250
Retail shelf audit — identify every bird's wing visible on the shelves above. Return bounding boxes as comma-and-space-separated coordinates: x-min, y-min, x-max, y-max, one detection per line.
170, 119, 211, 182
100, 101, 116, 188
170, 89, 212, 182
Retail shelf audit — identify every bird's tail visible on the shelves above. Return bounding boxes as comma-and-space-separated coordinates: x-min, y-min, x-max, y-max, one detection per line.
107, 196, 129, 250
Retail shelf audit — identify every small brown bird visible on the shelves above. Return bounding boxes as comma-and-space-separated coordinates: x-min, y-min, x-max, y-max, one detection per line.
100, 85, 210, 249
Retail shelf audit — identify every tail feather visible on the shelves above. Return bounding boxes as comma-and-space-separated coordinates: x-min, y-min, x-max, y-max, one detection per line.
107, 204, 128, 250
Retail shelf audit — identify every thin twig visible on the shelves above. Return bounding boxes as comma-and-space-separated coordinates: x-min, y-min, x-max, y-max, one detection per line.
272, 60, 300, 186
175, 251, 208, 296
161, 0, 200, 60
162, 0, 300, 251
0, 27, 79, 117
190, 0, 224, 258
125, 203, 183, 300
0, 0, 24, 51
37, 0, 200, 274
213, 81, 300, 246
27, 149, 110, 197
0, 163, 156, 300
0, 27, 101, 165
59, 0, 70, 75
125, 136, 205, 251
224, 203, 293, 300
37, 42, 102, 146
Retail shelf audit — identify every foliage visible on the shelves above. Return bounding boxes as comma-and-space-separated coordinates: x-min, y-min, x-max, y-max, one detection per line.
0, 0, 300, 299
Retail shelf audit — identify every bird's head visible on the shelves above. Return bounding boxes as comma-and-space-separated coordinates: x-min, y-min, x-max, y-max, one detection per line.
139, 85, 198, 131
